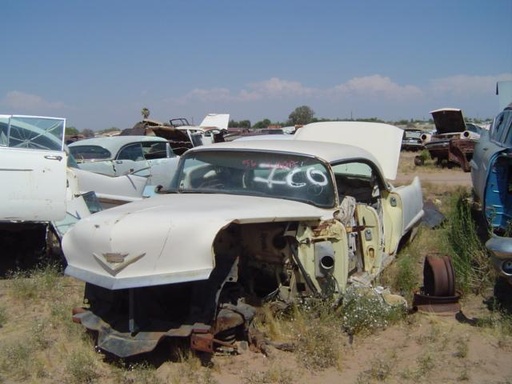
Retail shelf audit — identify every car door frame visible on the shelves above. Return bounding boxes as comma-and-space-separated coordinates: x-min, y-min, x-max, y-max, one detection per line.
0, 115, 67, 221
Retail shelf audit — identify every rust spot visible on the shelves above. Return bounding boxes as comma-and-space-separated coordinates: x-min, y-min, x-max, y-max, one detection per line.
190, 332, 214, 353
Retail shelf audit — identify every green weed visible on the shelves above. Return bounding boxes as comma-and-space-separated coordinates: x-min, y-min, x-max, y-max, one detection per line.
64, 350, 101, 384
442, 190, 494, 294
8, 262, 63, 301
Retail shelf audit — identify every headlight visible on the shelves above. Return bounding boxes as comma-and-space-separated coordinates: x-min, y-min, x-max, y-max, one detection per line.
502, 260, 512, 275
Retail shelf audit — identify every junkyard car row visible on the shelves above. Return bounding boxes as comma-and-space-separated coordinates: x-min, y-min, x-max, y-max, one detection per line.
5, 107, 511, 359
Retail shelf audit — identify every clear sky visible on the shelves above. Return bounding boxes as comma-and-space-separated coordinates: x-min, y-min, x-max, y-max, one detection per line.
2, 0, 511, 130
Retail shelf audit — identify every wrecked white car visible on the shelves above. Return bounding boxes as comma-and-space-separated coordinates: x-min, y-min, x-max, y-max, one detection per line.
0, 114, 95, 271
63, 121, 424, 357
0, 114, 161, 272
69, 136, 180, 187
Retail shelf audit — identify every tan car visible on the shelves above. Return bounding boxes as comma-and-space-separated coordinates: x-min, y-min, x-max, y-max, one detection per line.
63, 121, 424, 358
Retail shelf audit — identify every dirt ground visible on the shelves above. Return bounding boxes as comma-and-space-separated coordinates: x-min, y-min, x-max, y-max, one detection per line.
395, 151, 473, 187
1, 151, 512, 384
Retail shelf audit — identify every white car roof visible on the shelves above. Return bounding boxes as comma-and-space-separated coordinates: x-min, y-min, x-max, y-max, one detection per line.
189, 138, 385, 176
201, 121, 403, 180
69, 136, 169, 154
233, 134, 293, 142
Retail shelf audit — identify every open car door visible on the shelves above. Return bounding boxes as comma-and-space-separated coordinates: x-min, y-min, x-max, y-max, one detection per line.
0, 115, 67, 221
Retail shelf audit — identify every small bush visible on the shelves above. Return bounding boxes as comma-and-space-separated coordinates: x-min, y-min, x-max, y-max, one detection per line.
8, 262, 63, 301
65, 351, 100, 384
0, 342, 33, 381
475, 309, 512, 337
341, 286, 407, 337
442, 191, 494, 294
356, 355, 395, 383
242, 364, 294, 384
394, 252, 419, 300
295, 321, 343, 370
113, 362, 164, 384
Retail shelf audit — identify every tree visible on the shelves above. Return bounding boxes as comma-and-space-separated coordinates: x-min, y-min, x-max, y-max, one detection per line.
253, 119, 271, 129
238, 120, 251, 128
81, 129, 95, 138
288, 105, 315, 126
65, 126, 79, 136
229, 119, 251, 128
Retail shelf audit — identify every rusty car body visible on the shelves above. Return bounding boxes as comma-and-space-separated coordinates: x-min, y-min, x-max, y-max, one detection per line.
425, 108, 482, 171
120, 113, 229, 155
62, 121, 424, 357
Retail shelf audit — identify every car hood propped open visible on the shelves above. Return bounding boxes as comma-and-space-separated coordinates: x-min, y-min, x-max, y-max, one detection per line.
294, 121, 403, 180
430, 108, 466, 134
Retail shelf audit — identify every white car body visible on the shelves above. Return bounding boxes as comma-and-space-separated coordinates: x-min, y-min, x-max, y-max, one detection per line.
71, 167, 149, 210
69, 136, 179, 188
0, 115, 95, 271
0, 115, 90, 224
0, 115, 158, 270
63, 121, 424, 357
1, 115, 69, 221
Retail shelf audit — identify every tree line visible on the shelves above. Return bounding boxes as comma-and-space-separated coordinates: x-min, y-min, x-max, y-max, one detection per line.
65, 105, 492, 136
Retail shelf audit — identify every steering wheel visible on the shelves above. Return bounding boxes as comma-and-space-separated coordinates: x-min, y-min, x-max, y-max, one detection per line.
198, 177, 225, 189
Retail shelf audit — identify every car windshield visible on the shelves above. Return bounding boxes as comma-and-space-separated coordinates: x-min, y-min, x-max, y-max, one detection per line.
173, 150, 335, 207
0, 115, 65, 151
69, 145, 112, 160
493, 110, 512, 146
404, 131, 422, 139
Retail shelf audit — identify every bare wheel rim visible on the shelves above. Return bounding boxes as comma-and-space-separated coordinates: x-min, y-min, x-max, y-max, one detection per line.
424, 255, 454, 297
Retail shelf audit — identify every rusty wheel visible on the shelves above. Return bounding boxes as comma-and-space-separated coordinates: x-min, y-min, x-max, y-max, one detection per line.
414, 156, 424, 166
443, 256, 456, 296
423, 255, 456, 297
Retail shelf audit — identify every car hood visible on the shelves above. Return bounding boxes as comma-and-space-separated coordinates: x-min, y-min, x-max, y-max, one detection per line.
294, 121, 403, 180
62, 193, 327, 290
430, 108, 466, 134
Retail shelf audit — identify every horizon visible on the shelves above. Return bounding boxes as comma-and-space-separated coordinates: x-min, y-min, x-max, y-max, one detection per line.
2, 0, 511, 130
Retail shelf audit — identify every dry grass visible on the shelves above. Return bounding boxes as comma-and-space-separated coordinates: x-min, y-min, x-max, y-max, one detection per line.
0, 153, 511, 383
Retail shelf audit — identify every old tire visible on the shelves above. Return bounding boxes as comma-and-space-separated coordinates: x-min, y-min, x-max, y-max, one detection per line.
423, 255, 456, 297
414, 156, 424, 166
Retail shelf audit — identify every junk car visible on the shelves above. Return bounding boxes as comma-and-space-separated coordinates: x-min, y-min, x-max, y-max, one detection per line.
120, 114, 229, 155
401, 128, 425, 152
62, 121, 424, 357
470, 103, 512, 282
425, 108, 482, 171
69, 136, 180, 187
0, 114, 95, 270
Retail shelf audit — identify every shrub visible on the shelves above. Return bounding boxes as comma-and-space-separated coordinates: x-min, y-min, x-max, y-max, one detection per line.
442, 191, 494, 294
340, 285, 407, 337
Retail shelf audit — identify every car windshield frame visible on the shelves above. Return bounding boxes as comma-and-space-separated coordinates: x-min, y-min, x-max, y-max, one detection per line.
0, 115, 65, 151
172, 149, 336, 208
